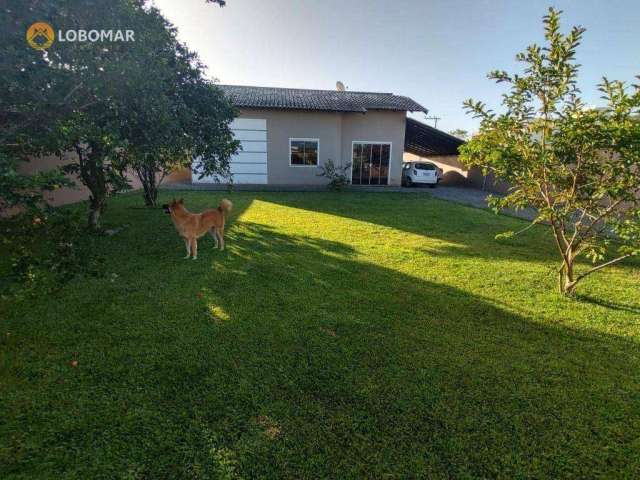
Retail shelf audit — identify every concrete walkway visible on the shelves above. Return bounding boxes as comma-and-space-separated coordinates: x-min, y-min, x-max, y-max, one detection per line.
161, 182, 537, 222
429, 186, 537, 222
427, 185, 497, 209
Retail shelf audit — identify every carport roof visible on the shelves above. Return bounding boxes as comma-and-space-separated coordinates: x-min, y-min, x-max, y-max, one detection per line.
404, 117, 465, 156
218, 84, 428, 113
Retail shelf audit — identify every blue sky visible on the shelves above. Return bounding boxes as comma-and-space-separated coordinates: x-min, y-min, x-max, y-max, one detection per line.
153, 0, 640, 134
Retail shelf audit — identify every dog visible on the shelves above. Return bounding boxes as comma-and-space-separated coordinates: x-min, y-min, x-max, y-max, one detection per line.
162, 198, 233, 259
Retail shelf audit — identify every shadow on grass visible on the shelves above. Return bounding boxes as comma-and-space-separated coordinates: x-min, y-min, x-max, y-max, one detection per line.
259, 191, 640, 276
3, 193, 639, 478
258, 191, 559, 262
188, 221, 640, 478
575, 294, 640, 314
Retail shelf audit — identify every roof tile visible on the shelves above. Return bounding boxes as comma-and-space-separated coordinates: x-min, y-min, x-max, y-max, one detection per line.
218, 85, 427, 113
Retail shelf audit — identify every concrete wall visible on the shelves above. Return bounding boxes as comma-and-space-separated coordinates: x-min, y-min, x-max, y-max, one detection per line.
238, 108, 406, 186
466, 167, 510, 194
341, 110, 406, 186
15, 152, 141, 208
14, 152, 182, 209
238, 108, 343, 185
165, 167, 191, 184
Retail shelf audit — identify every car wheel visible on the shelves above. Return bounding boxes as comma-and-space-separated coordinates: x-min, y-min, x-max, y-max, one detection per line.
406, 177, 413, 187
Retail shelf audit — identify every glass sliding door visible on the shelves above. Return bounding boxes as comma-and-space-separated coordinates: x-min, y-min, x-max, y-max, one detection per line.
379, 144, 390, 185
370, 144, 381, 185
351, 142, 391, 185
360, 144, 372, 185
352, 143, 363, 185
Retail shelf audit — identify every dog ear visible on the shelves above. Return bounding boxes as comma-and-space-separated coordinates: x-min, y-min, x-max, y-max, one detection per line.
178, 198, 184, 204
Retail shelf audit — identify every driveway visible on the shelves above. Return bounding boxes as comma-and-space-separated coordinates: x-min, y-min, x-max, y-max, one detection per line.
427, 185, 537, 222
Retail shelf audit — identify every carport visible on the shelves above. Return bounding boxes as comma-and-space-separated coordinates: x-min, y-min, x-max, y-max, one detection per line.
403, 118, 509, 193
403, 117, 470, 186
404, 117, 465, 157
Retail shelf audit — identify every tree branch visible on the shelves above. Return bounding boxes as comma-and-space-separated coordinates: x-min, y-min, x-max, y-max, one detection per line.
574, 253, 635, 284
577, 198, 624, 242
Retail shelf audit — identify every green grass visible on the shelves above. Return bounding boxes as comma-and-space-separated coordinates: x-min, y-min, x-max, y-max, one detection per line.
1, 191, 639, 479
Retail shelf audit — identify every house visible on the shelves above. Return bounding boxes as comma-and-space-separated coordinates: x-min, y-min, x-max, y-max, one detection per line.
11, 85, 492, 211
191, 84, 432, 186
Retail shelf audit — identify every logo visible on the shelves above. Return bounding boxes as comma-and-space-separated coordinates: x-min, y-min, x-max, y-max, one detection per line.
26, 22, 135, 50
26, 22, 55, 50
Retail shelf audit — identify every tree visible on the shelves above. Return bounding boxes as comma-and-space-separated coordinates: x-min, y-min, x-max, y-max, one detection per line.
449, 129, 469, 141
110, 8, 238, 206
2, 0, 238, 227
0, 2, 80, 213
460, 8, 640, 295
123, 74, 239, 207
2, 0, 147, 227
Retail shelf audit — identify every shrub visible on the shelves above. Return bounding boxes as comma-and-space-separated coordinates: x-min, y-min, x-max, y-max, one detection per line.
1, 207, 105, 298
317, 159, 352, 191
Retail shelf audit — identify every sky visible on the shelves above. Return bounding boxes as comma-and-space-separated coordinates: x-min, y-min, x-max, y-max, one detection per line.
152, 0, 640, 134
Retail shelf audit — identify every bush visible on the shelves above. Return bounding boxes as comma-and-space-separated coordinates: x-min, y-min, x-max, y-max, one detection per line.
1, 207, 105, 298
317, 159, 351, 191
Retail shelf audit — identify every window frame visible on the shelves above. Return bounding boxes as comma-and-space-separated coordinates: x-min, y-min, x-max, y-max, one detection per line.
289, 138, 320, 167
350, 141, 393, 184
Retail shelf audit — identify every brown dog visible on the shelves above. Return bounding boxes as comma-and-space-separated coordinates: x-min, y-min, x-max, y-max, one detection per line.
163, 198, 233, 259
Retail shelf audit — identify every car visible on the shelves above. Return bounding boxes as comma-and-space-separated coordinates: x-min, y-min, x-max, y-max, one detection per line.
402, 161, 443, 187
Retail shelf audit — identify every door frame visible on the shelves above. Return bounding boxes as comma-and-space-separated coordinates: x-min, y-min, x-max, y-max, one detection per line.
350, 141, 393, 185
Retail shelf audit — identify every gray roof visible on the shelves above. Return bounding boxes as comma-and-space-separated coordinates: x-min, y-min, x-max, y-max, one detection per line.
405, 118, 465, 156
218, 84, 427, 113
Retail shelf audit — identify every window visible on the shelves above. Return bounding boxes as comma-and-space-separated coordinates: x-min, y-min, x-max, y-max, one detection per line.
414, 162, 436, 170
290, 138, 319, 166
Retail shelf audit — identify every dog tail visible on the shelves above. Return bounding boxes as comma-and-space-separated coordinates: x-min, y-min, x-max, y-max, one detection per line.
218, 198, 233, 216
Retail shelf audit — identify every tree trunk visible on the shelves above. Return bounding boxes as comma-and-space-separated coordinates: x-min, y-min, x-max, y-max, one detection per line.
558, 256, 577, 296
138, 165, 158, 207
88, 195, 104, 230
77, 142, 107, 231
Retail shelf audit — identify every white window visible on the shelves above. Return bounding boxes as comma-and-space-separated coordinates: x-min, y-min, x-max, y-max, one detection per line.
289, 138, 319, 167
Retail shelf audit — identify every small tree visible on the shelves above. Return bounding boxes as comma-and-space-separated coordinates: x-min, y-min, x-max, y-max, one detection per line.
126, 78, 239, 207
460, 8, 640, 295
112, 16, 238, 207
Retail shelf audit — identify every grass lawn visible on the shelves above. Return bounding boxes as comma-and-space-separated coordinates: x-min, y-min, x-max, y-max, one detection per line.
1, 190, 639, 478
